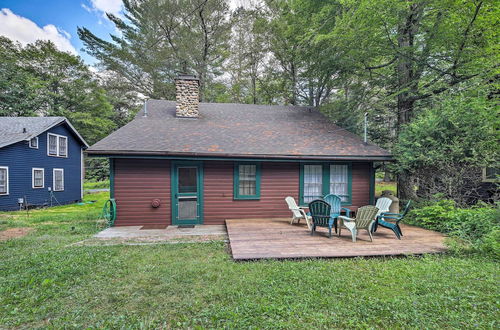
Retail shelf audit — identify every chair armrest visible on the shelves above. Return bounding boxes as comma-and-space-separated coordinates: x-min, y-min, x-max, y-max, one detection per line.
381, 212, 402, 217
299, 209, 311, 219
338, 215, 354, 222
341, 207, 351, 217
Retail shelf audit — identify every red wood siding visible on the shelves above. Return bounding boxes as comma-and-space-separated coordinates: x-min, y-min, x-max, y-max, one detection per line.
351, 162, 371, 211
114, 159, 171, 226
204, 162, 300, 224
113, 159, 372, 226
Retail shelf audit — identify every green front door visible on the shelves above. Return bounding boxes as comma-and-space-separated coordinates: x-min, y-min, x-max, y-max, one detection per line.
171, 161, 203, 225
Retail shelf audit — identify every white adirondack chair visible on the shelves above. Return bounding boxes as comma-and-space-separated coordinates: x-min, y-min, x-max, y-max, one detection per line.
285, 196, 312, 230
375, 197, 392, 217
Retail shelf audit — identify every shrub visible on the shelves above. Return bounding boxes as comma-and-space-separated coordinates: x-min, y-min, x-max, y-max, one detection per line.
406, 200, 499, 257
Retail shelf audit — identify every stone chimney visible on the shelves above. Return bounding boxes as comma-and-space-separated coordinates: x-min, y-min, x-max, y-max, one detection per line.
175, 74, 200, 118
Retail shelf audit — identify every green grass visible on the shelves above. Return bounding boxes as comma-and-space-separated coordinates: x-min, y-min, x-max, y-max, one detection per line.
375, 181, 397, 197
83, 180, 110, 190
1, 193, 499, 328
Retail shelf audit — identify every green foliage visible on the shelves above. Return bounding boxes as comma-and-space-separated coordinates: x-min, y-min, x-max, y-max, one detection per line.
395, 88, 499, 171
0, 37, 122, 144
406, 200, 500, 257
393, 86, 499, 203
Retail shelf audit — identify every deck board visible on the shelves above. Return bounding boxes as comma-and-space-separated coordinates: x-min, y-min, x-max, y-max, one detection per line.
226, 218, 447, 260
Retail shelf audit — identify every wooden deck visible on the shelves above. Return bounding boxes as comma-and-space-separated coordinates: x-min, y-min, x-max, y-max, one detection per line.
226, 218, 447, 260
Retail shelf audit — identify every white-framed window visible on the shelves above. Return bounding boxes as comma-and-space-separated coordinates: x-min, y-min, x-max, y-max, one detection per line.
32, 168, 45, 189
53, 168, 64, 191
0, 166, 8, 195
47, 133, 68, 157
483, 167, 499, 182
29, 137, 39, 149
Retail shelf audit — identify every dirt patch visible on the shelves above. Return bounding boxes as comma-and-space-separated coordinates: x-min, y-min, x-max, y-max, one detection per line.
0, 227, 34, 241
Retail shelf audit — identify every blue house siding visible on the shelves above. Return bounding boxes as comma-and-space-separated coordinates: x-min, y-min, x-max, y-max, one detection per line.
0, 123, 83, 211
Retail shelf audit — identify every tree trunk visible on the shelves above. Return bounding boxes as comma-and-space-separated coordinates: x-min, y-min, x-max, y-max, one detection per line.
396, 3, 421, 199
398, 171, 417, 200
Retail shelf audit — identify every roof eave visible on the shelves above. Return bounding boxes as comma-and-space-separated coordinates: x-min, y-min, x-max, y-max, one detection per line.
85, 149, 394, 161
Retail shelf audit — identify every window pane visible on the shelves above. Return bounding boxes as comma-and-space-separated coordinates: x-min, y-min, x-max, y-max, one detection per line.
304, 165, 322, 203
0, 169, 6, 193
178, 167, 197, 193
54, 170, 64, 191
59, 137, 67, 156
34, 170, 43, 187
486, 167, 499, 179
30, 137, 38, 148
238, 165, 256, 196
49, 135, 57, 155
330, 165, 348, 201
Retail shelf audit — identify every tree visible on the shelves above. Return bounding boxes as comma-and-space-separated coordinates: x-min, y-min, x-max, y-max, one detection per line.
394, 82, 499, 204
78, 0, 231, 101
303, 0, 498, 198
0, 37, 118, 144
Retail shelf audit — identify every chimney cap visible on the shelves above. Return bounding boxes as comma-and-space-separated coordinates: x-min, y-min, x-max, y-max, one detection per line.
175, 74, 199, 82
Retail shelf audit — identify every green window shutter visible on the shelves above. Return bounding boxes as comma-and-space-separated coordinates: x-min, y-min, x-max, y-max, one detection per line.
234, 162, 261, 200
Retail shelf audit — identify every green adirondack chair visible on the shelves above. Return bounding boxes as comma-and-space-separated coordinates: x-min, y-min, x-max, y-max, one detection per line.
323, 194, 351, 234
375, 200, 412, 239
309, 199, 334, 238
338, 205, 379, 242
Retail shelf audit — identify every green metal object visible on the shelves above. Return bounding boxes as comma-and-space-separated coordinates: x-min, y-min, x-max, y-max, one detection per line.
102, 198, 117, 226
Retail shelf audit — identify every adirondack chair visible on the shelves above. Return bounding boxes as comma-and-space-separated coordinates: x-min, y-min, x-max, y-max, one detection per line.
309, 199, 334, 238
323, 194, 351, 234
338, 205, 379, 242
285, 196, 312, 230
375, 197, 392, 217
375, 200, 412, 239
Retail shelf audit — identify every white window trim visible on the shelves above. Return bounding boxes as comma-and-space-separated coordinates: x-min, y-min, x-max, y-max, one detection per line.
47, 133, 68, 158
0, 166, 8, 195
482, 167, 499, 183
53, 168, 64, 192
32, 168, 45, 189
29, 137, 39, 149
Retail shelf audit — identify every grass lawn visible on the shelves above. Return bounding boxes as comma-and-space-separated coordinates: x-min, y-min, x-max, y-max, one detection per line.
83, 180, 110, 190
375, 181, 397, 197
0, 193, 498, 328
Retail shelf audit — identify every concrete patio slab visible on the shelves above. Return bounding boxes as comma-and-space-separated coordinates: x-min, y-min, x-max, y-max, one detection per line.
69, 225, 228, 246
94, 225, 227, 239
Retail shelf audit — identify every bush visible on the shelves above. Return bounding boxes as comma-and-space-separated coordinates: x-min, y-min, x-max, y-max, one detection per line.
406, 200, 500, 257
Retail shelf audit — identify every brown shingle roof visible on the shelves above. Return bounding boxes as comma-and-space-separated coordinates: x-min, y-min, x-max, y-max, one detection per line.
87, 100, 392, 160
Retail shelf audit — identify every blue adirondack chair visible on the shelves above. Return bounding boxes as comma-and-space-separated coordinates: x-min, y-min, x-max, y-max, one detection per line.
308, 199, 334, 238
323, 194, 351, 234
374, 200, 412, 239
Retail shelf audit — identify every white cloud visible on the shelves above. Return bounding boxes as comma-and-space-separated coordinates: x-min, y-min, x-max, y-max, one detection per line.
0, 8, 77, 54
87, 0, 123, 16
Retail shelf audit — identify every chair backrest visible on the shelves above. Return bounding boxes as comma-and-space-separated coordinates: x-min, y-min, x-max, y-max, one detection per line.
401, 200, 412, 216
323, 194, 342, 215
308, 199, 331, 226
285, 196, 303, 218
355, 205, 379, 228
375, 197, 392, 216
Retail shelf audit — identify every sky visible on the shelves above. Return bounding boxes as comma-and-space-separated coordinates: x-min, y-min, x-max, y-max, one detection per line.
0, 0, 250, 66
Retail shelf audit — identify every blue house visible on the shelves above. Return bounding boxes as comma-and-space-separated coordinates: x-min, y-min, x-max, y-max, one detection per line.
0, 117, 88, 211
